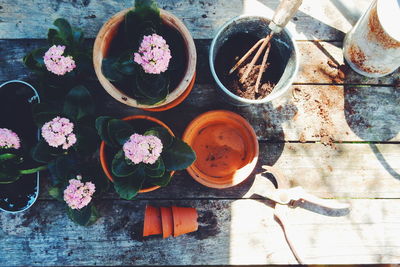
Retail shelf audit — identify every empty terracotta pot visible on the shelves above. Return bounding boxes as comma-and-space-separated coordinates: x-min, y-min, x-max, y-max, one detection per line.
182, 110, 259, 189
99, 115, 175, 193
143, 205, 162, 236
172, 206, 199, 237
160, 207, 173, 239
93, 8, 197, 111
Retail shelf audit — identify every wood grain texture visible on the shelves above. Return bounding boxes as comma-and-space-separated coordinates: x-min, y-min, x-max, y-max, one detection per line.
0, 0, 371, 40
1, 199, 399, 265
30, 143, 399, 200
1, 39, 399, 85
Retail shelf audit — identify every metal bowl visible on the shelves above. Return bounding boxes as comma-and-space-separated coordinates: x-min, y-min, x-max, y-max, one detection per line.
209, 15, 299, 106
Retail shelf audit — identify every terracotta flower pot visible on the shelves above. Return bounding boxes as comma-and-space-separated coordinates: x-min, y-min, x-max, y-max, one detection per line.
99, 115, 175, 193
160, 206, 173, 239
93, 8, 197, 111
172, 206, 199, 237
143, 205, 162, 237
182, 110, 259, 189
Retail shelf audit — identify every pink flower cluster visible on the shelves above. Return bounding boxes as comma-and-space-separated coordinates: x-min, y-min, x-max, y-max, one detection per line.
41, 117, 77, 150
134, 34, 172, 74
0, 128, 21, 149
43, 45, 76, 76
63, 175, 96, 210
123, 133, 163, 165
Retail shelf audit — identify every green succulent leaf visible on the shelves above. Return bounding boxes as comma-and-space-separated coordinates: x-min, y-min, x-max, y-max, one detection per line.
135, 72, 169, 100
74, 124, 99, 155
108, 119, 133, 146
53, 18, 73, 44
111, 150, 138, 177
162, 138, 196, 171
31, 139, 60, 163
113, 166, 146, 200
47, 154, 77, 184
116, 51, 136, 75
102, 58, 124, 82
149, 171, 171, 187
95, 116, 115, 146
0, 153, 17, 161
48, 186, 64, 201
67, 204, 99, 226
144, 126, 173, 148
0, 167, 22, 184
63, 85, 95, 121
145, 158, 165, 178
32, 103, 60, 127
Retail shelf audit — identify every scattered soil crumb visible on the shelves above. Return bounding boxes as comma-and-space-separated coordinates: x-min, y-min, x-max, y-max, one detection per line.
299, 133, 306, 143
394, 79, 400, 88
327, 165, 333, 172
327, 60, 339, 69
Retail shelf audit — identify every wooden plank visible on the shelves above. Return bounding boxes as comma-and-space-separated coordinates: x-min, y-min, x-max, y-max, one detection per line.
34, 143, 400, 200
1, 199, 399, 265
97, 83, 400, 143
1, 39, 399, 85
0, 0, 370, 41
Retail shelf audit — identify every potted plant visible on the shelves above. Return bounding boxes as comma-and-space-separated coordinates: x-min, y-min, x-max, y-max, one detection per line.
97, 115, 196, 200
93, 0, 196, 111
23, 18, 93, 101
30, 85, 108, 226
0, 80, 45, 213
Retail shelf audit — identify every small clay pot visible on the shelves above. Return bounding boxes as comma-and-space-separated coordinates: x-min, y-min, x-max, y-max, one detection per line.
182, 110, 259, 189
160, 206, 173, 239
93, 8, 197, 111
143, 205, 162, 237
172, 206, 198, 237
99, 115, 175, 193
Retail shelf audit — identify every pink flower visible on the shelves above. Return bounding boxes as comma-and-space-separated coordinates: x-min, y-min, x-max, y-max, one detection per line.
123, 133, 163, 165
43, 45, 76, 76
0, 128, 21, 149
134, 34, 172, 74
41, 117, 77, 150
63, 175, 96, 210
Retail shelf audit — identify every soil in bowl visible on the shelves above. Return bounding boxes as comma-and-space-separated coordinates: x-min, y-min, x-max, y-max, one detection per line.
107, 21, 187, 101
214, 32, 284, 100
0, 82, 39, 212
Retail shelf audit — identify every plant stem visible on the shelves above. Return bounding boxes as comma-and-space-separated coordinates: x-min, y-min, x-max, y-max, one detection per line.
20, 165, 48, 175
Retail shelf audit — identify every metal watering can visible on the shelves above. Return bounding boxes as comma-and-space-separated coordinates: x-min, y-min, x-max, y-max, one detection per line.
341, 0, 400, 77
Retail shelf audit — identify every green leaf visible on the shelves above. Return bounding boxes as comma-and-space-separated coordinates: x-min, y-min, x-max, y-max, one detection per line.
113, 166, 146, 200
0, 153, 17, 161
72, 28, 84, 45
116, 51, 136, 75
47, 29, 58, 44
135, 72, 169, 100
162, 138, 196, 171
149, 171, 172, 187
102, 58, 124, 82
67, 204, 99, 226
0, 169, 21, 184
47, 154, 77, 184
48, 186, 63, 201
95, 116, 115, 146
108, 119, 133, 146
111, 150, 138, 177
23, 48, 47, 72
145, 158, 165, 178
63, 85, 95, 121
32, 103, 60, 127
53, 18, 73, 43
144, 127, 173, 148
74, 124, 99, 155
31, 139, 59, 163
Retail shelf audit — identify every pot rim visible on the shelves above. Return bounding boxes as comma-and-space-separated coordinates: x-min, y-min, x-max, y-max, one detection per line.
99, 115, 175, 193
182, 110, 259, 189
209, 14, 299, 104
0, 80, 40, 214
93, 7, 197, 109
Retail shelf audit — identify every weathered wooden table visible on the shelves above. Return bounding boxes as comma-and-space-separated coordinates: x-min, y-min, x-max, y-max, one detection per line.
1, 0, 400, 265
